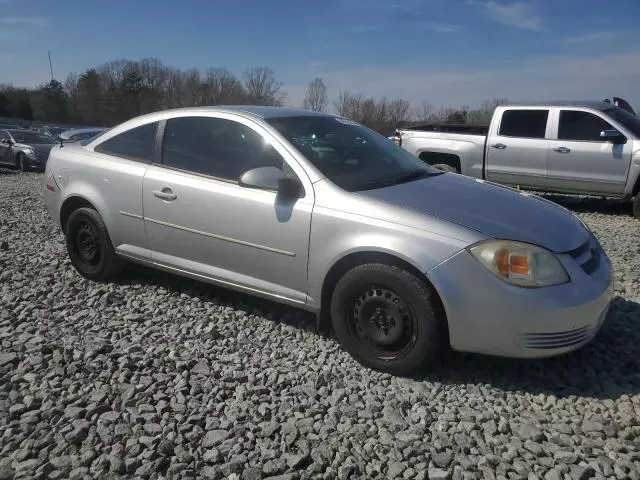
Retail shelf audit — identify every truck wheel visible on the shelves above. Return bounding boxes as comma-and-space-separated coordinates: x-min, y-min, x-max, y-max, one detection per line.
432, 163, 459, 173
633, 195, 640, 220
65, 207, 124, 281
330, 263, 442, 375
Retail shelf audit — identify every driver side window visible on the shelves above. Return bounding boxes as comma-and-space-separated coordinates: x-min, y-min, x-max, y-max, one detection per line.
161, 116, 286, 182
558, 110, 617, 142
0, 131, 9, 143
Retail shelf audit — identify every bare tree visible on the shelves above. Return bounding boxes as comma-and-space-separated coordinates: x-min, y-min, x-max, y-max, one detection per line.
334, 90, 363, 119
165, 68, 186, 109
387, 98, 412, 131
414, 100, 434, 122
182, 68, 204, 106
303, 77, 327, 112
202, 68, 247, 105
466, 98, 508, 124
244, 67, 286, 106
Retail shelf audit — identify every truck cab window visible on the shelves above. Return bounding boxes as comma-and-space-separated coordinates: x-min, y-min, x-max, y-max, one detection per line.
498, 110, 549, 139
558, 110, 615, 142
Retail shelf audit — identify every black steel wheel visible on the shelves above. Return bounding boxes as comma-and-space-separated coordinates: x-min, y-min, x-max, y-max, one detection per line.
330, 263, 443, 374
350, 286, 417, 358
65, 207, 124, 281
74, 220, 101, 267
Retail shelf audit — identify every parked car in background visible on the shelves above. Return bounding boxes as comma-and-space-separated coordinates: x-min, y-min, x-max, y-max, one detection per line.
43, 106, 612, 374
395, 101, 640, 218
0, 129, 57, 171
59, 128, 107, 143
0, 123, 19, 130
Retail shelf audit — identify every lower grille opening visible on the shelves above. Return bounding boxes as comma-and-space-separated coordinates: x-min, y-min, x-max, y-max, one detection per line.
520, 326, 594, 349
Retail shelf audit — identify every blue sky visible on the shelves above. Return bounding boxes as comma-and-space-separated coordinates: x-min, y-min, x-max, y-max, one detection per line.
2, 0, 639, 109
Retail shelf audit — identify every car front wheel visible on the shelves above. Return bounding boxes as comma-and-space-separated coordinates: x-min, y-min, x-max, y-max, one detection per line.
65, 207, 124, 281
330, 263, 442, 375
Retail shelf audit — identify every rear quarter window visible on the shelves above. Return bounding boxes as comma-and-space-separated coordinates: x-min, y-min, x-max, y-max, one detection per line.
94, 123, 158, 162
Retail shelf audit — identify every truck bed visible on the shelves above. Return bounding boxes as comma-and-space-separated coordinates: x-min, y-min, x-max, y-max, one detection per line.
399, 123, 489, 135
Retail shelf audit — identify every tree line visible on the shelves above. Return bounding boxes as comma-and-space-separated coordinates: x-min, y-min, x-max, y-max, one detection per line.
0, 57, 507, 135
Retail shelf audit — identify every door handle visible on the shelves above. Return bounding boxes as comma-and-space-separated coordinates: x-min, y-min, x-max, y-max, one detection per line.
553, 147, 571, 154
152, 188, 177, 201
490, 143, 507, 150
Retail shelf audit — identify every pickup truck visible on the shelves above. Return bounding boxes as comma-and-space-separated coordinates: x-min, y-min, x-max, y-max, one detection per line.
395, 101, 640, 219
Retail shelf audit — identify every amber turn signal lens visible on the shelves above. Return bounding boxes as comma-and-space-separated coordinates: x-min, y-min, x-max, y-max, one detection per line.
495, 249, 530, 277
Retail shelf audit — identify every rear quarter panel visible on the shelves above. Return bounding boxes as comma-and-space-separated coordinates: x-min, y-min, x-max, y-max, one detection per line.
45, 145, 149, 251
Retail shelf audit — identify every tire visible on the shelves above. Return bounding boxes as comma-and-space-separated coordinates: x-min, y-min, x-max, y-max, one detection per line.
330, 263, 442, 375
17, 154, 27, 172
65, 207, 124, 281
432, 163, 458, 173
633, 195, 640, 220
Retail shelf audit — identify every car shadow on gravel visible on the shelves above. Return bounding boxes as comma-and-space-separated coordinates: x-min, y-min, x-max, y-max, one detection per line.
423, 296, 640, 400
116, 265, 640, 399
113, 263, 319, 332
538, 193, 634, 217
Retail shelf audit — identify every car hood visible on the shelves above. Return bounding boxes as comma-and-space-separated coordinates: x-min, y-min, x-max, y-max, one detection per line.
356, 173, 589, 253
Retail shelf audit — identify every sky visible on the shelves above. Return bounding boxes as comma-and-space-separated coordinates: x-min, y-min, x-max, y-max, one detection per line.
1, 0, 639, 110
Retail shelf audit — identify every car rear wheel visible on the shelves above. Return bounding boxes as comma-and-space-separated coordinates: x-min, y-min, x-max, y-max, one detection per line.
633, 195, 640, 220
330, 263, 442, 375
65, 207, 124, 281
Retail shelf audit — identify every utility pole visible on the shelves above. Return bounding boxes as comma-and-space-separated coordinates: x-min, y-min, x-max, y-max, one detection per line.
48, 50, 54, 81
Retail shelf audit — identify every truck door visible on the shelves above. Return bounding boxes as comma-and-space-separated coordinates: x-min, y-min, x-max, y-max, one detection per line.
546, 109, 631, 195
485, 108, 551, 188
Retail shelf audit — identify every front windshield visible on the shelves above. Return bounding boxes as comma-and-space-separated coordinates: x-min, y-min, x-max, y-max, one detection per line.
10, 131, 56, 144
605, 106, 640, 138
266, 115, 440, 192
81, 128, 110, 145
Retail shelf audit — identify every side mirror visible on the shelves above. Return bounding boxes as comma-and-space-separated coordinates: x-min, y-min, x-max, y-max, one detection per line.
600, 129, 626, 144
239, 166, 302, 198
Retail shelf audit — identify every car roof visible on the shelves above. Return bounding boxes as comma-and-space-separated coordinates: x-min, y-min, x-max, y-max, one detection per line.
61, 127, 105, 135
144, 105, 334, 120
504, 100, 615, 111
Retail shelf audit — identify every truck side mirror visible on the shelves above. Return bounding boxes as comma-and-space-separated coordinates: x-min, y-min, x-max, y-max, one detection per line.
600, 129, 626, 145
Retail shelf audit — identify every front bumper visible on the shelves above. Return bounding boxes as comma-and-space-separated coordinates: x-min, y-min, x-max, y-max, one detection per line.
24, 153, 47, 171
428, 240, 613, 358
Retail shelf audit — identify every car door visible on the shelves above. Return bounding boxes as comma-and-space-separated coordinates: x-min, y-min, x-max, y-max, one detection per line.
485, 108, 551, 188
0, 131, 12, 165
547, 109, 632, 194
85, 121, 159, 259
142, 114, 314, 306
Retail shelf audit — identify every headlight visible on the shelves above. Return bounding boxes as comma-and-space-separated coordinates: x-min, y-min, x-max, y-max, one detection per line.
468, 240, 569, 288
23, 147, 35, 156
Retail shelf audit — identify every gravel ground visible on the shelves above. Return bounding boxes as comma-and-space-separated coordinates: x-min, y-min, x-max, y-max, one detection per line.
1, 170, 639, 480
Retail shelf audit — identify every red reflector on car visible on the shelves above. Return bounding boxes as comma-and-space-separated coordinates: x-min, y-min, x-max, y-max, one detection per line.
46, 184, 56, 192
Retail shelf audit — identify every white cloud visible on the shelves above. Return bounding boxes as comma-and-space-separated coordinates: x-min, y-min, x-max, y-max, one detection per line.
423, 22, 461, 33
284, 50, 640, 110
484, 1, 543, 31
0, 16, 47, 27
565, 31, 616, 44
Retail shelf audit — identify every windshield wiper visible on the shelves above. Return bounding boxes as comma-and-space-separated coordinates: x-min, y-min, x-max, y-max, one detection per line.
393, 170, 441, 185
